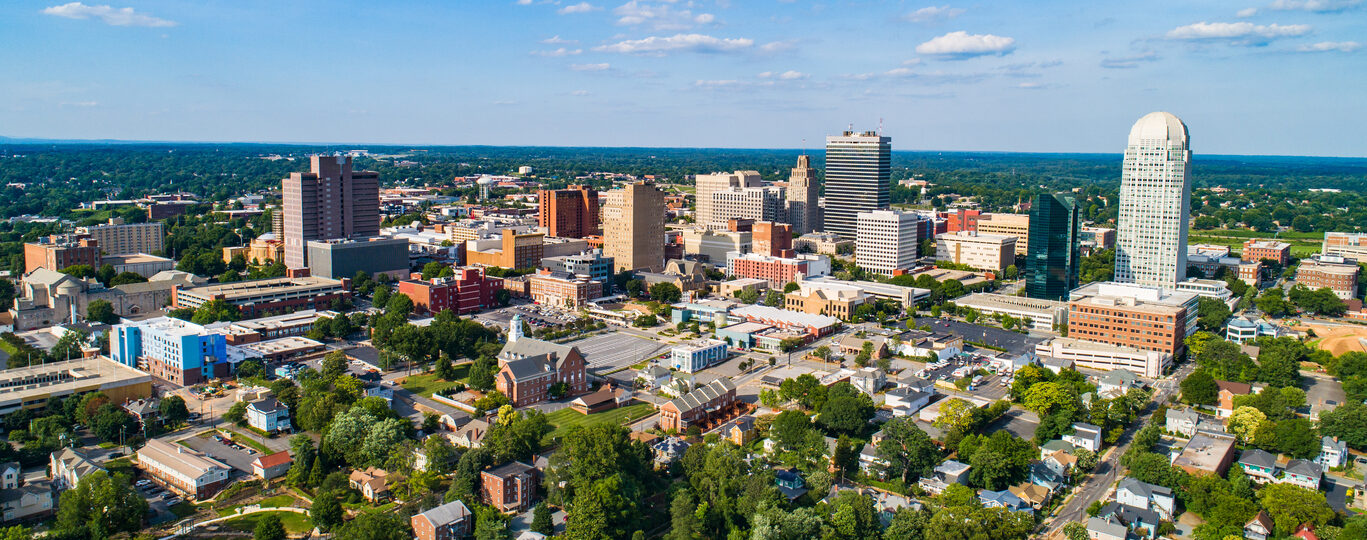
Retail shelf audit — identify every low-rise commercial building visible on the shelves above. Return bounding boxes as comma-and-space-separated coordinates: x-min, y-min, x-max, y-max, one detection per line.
670, 340, 728, 373
540, 249, 614, 285
24, 235, 100, 273
1080, 227, 1115, 254
399, 268, 501, 315
1296, 255, 1360, 300
215, 309, 339, 345
0, 357, 152, 417
658, 378, 739, 432
719, 278, 769, 298
102, 253, 175, 278
528, 270, 602, 309
136, 438, 232, 500
803, 276, 930, 309
1172, 432, 1237, 476
306, 238, 410, 280
1242, 240, 1291, 266
934, 231, 1016, 272
784, 280, 870, 320
172, 275, 350, 319
1034, 337, 1171, 378
727, 252, 830, 286
729, 304, 840, 337
952, 293, 1067, 332
681, 228, 751, 264
793, 233, 852, 255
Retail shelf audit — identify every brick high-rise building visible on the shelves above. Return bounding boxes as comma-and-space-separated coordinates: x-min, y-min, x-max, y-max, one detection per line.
282, 155, 380, 269
76, 219, 164, 256
1296, 256, 1360, 300
603, 181, 666, 272
1066, 282, 1198, 360
538, 185, 600, 238
24, 235, 100, 273
752, 221, 793, 257
943, 209, 981, 233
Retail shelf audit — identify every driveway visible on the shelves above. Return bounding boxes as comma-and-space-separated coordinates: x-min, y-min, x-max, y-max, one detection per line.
913, 317, 1044, 356
178, 435, 258, 474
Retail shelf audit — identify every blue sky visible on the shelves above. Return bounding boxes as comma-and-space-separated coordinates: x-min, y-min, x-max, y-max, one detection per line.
1, 1, 1363, 156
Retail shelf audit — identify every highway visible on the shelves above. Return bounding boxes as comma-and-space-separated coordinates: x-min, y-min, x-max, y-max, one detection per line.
1039, 360, 1196, 537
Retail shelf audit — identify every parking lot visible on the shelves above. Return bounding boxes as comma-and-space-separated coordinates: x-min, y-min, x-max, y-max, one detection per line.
984, 407, 1040, 439
573, 331, 672, 374
913, 317, 1045, 356
134, 478, 183, 523
178, 434, 259, 474
1302, 373, 1345, 417
473, 303, 577, 331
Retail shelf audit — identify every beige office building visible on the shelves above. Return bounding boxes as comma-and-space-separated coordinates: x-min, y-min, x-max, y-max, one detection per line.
604, 182, 666, 272
786, 155, 821, 235
710, 186, 786, 226
77, 219, 164, 256
695, 170, 761, 228
975, 213, 1030, 256
934, 231, 1016, 272
681, 228, 751, 264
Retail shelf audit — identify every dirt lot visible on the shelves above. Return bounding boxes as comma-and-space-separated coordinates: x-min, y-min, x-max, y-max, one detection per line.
1298, 322, 1367, 356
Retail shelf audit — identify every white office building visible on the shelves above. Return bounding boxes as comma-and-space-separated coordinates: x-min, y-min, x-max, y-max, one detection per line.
824, 130, 891, 239
711, 186, 787, 227
1115, 112, 1192, 288
856, 210, 920, 276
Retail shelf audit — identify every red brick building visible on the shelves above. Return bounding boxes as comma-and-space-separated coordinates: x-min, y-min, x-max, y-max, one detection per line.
480, 461, 537, 512
1242, 239, 1291, 266
942, 209, 981, 233
528, 270, 602, 309
657, 378, 738, 432
1295, 256, 1360, 300
24, 236, 100, 273
398, 267, 501, 315
495, 336, 588, 406
411, 500, 473, 540
727, 253, 830, 286
538, 185, 600, 239
752, 221, 794, 257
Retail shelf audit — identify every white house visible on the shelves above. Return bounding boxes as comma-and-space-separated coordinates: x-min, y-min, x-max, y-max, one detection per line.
247, 398, 291, 433
1115, 477, 1176, 521
1317, 436, 1348, 469
50, 447, 106, 491
884, 388, 933, 416
1165, 408, 1199, 438
1062, 423, 1102, 452
851, 367, 886, 396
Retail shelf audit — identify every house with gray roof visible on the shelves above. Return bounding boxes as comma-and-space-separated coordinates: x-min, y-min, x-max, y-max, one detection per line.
1087, 516, 1128, 540
1281, 459, 1322, 490
495, 335, 587, 407
658, 378, 738, 432
1165, 407, 1199, 437
1063, 422, 1103, 452
1317, 436, 1348, 469
1238, 449, 1278, 483
49, 447, 106, 491
411, 499, 472, 540
979, 489, 1030, 513
1116, 476, 1175, 520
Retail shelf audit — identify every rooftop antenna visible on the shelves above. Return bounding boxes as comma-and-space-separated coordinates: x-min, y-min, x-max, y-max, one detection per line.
878, 117, 884, 135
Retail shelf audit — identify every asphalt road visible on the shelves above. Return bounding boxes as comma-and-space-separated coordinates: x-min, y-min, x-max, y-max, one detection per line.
1039, 360, 1196, 537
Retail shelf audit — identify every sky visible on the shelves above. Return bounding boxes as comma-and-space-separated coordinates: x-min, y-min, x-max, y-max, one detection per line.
1, 1, 1364, 156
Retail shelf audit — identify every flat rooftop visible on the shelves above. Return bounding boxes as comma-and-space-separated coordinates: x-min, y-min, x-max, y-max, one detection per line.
228, 309, 338, 332
1173, 432, 1236, 473
0, 357, 151, 412
955, 292, 1067, 313
179, 276, 345, 300
102, 253, 173, 265
236, 336, 325, 356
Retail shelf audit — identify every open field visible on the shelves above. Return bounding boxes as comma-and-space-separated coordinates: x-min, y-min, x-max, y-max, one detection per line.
1297, 323, 1367, 356
400, 367, 469, 398
1187, 231, 1321, 258
544, 402, 655, 441
220, 510, 311, 535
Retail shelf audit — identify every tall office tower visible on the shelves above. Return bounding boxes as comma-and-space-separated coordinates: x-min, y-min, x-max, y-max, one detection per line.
1114, 112, 1192, 288
824, 130, 890, 239
694, 170, 762, 228
1025, 193, 1081, 300
538, 185, 600, 238
603, 181, 666, 272
786, 155, 821, 235
855, 209, 920, 276
282, 155, 381, 269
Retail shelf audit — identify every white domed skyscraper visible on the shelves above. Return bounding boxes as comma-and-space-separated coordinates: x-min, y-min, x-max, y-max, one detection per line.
1114, 112, 1192, 288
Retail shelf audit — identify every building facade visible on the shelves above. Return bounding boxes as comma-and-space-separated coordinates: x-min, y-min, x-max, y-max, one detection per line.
538, 185, 600, 238
306, 238, 410, 280
465, 229, 545, 270
495, 332, 589, 406
976, 213, 1031, 256
528, 270, 602, 309
480, 462, 538, 513
752, 221, 794, 258
710, 186, 786, 227
856, 209, 920, 276
24, 235, 100, 273
658, 378, 738, 432
1323, 232, 1367, 260
1241, 240, 1291, 266
695, 170, 762, 228
112, 317, 229, 385
282, 155, 381, 269
1115, 112, 1192, 288
603, 181, 666, 272
824, 130, 890, 239
172, 276, 350, 318
75, 219, 164, 256
411, 500, 473, 540
1024, 193, 1081, 300
1067, 282, 1196, 360
541, 249, 614, 285
1295, 256, 1360, 300
398, 268, 501, 315
784, 280, 870, 320
786, 155, 822, 235
670, 339, 728, 373
934, 231, 1016, 272
727, 252, 831, 285
136, 439, 231, 500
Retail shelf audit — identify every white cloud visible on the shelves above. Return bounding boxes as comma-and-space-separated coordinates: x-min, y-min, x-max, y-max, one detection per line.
570, 90, 591, 96
904, 6, 964, 23
694, 79, 741, 88
1298, 40, 1361, 51
1269, 0, 1360, 12
759, 40, 797, 53
694, 13, 715, 24
884, 67, 915, 76
41, 2, 176, 27
61, 101, 99, 107
915, 31, 1016, 58
559, 2, 598, 14
901, 58, 923, 66
1100, 51, 1159, 68
594, 33, 754, 55
777, 70, 807, 80
517, 0, 533, 5
614, 1, 713, 31
1166, 21, 1311, 46
531, 47, 583, 57
1016, 82, 1044, 89
543, 35, 578, 44
569, 62, 612, 71
1237, 7, 1259, 16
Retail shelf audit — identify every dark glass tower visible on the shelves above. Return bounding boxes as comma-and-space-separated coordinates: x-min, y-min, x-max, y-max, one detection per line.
823, 130, 890, 239
1025, 193, 1081, 300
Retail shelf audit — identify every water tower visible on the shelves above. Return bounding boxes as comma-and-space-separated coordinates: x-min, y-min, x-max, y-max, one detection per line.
477, 175, 495, 201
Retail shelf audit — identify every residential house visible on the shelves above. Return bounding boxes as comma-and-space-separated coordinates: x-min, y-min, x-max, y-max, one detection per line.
636, 365, 671, 391
1087, 516, 1128, 540
495, 335, 589, 407
570, 385, 631, 415
49, 447, 105, 491
775, 468, 808, 500
917, 460, 970, 494
1098, 370, 1138, 398
1008, 483, 1051, 510
1215, 380, 1254, 418
1, 480, 53, 524
1281, 459, 1322, 490
1029, 461, 1066, 493
412, 500, 474, 540
349, 467, 394, 502
1173, 432, 1237, 476
1043, 450, 1077, 478
895, 376, 937, 395
1165, 408, 1199, 438
481, 461, 537, 513
1245, 511, 1274, 540
979, 489, 1030, 513
122, 398, 160, 429
0, 463, 17, 489
657, 378, 739, 432
1293, 524, 1321, 540
717, 416, 757, 446
1115, 477, 1176, 521
1238, 449, 1278, 483
850, 367, 886, 395
885, 388, 933, 416
858, 443, 887, 477
1317, 436, 1348, 469
1096, 502, 1161, 539
652, 437, 690, 469
452, 419, 489, 449
136, 438, 232, 500
246, 398, 291, 433
1063, 423, 1103, 452
252, 451, 293, 480
1042, 356, 1074, 373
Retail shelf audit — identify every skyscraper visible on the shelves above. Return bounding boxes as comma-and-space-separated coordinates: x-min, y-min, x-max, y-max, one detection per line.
603, 181, 666, 272
786, 155, 821, 235
694, 170, 762, 228
538, 185, 600, 238
1025, 193, 1081, 300
282, 155, 380, 269
824, 130, 890, 239
1114, 112, 1192, 288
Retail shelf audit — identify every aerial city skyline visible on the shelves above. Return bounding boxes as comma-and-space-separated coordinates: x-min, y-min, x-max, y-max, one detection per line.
2, 1, 1364, 156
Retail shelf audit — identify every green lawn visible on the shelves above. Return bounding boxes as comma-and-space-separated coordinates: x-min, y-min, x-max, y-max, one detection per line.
170, 502, 199, 519
215, 494, 298, 517
544, 403, 655, 441
220, 510, 311, 534
226, 431, 274, 454
1186, 233, 1321, 258
401, 368, 468, 398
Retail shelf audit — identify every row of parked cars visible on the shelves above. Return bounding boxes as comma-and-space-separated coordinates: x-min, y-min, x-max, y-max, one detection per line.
212, 433, 258, 456
135, 479, 182, 507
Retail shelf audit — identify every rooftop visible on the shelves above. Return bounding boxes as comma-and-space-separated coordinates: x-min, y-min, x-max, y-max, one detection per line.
1173, 432, 1236, 473
177, 276, 345, 301
0, 357, 151, 412
955, 292, 1067, 313
138, 438, 230, 478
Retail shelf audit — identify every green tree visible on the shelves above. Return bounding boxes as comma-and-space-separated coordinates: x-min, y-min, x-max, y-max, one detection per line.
158, 395, 190, 426
531, 502, 553, 535
1226, 406, 1267, 444
190, 299, 240, 324
648, 282, 682, 304
1181, 369, 1219, 405
223, 401, 248, 426
1257, 483, 1335, 536
86, 300, 118, 324
332, 511, 412, 540
876, 416, 941, 484
253, 513, 286, 540
1319, 400, 1367, 450
467, 356, 498, 392
473, 506, 511, 540
817, 383, 875, 434
1196, 297, 1232, 332
53, 471, 148, 539
109, 271, 147, 286
435, 353, 456, 381
321, 350, 348, 380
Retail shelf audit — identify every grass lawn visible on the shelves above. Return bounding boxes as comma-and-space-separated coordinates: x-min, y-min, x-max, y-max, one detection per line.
96, 441, 115, 449
170, 502, 198, 519
544, 402, 655, 441
226, 431, 274, 454
221, 510, 311, 534
1187, 232, 1322, 258
216, 494, 298, 517
401, 369, 467, 398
